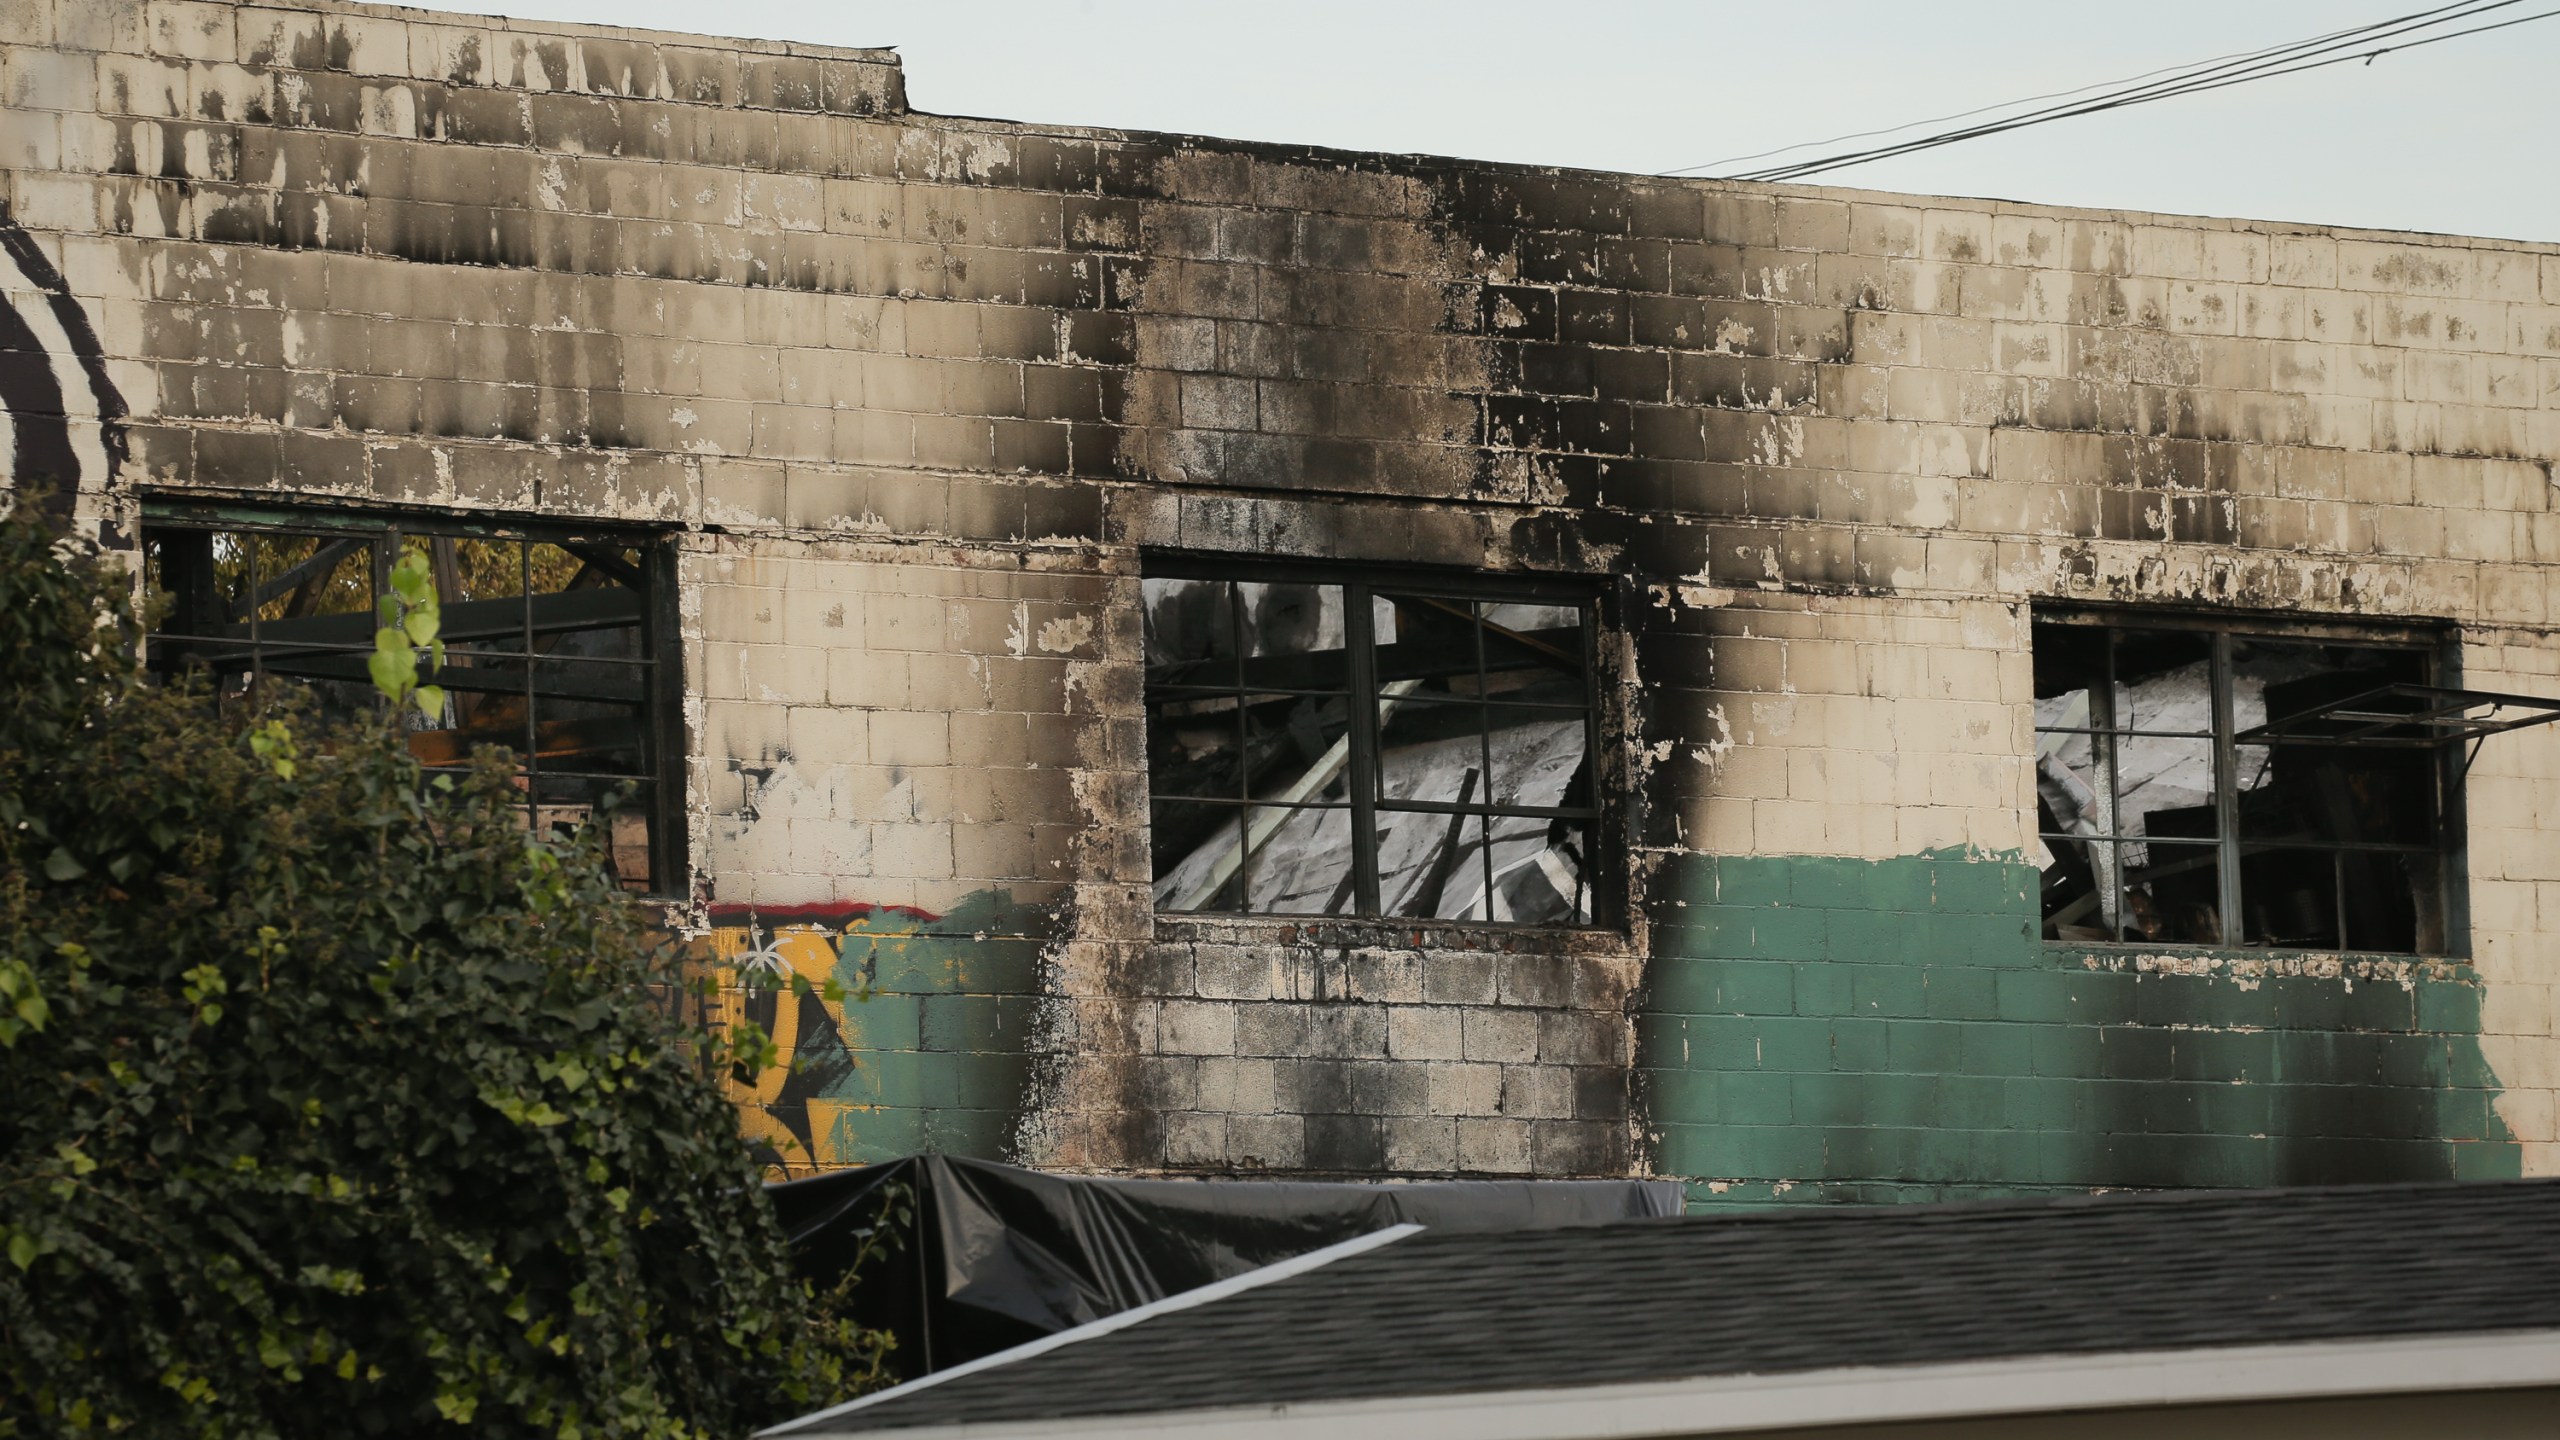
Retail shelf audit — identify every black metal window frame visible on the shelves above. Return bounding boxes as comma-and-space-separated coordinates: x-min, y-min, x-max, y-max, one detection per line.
138, 499, 688, 898
1144, 552, 1616, 929
2032, 605, 2471, 958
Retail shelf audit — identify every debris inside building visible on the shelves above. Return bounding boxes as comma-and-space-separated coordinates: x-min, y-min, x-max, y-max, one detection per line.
7, 0, 2560, 1200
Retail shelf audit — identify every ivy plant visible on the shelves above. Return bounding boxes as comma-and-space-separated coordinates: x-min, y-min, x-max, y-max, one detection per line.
0, 499, 885, 1438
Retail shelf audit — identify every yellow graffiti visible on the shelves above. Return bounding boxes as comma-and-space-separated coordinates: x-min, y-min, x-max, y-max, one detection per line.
703, 920, 849, 1176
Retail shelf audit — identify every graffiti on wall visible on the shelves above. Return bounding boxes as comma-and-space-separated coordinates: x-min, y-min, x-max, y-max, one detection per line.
0, 207, 125, 524
697, 891, 1047, 1178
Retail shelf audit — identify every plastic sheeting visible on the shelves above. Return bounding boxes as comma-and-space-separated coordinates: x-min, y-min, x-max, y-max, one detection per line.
766, 1155, 1683, 1376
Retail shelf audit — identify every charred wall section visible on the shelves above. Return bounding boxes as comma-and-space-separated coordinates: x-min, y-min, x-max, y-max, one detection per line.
7, 0, 2559, 1189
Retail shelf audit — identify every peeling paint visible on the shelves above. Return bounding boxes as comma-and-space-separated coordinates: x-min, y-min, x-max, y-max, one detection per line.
12, 0, 2560, 1193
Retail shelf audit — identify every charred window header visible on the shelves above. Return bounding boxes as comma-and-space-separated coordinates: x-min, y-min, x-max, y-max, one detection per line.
140, 503, 684, 897
1144, 559, 1605, 927
2031, 609, 2476, 957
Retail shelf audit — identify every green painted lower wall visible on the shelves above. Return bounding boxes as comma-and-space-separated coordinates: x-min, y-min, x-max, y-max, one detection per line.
1640, 850, 2518, 1206
702, 858, 2516, 1197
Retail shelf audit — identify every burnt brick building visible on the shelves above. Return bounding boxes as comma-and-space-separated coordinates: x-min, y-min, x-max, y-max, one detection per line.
8, 0, 2560, 1203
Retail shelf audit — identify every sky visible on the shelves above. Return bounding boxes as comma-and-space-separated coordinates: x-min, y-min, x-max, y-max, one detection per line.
420, 1, 2559, 243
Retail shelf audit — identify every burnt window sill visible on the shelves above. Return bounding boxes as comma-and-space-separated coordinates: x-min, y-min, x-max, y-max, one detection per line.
2042, 940, 2471, 970
1153, 911, 1635, 958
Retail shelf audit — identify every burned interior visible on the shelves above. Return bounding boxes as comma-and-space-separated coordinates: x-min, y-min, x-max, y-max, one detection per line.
13, 0, 2560, 1196
1142, 561, 1602, 926
2026, 610, 2542, 955
139, 505, 681, 894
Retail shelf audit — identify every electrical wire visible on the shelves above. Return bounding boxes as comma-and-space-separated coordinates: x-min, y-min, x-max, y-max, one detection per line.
1712, 0, 2520, 180
1726, 0, 2523, 181
1743, 3, 2560, 183
1664, 1, 2493, 176
1732, 1, 2550, 182
1672, 1, 2554, 184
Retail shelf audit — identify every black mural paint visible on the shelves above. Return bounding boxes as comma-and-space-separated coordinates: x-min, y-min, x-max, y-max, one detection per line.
0, 203, 128, 531
0, 289, 80, 503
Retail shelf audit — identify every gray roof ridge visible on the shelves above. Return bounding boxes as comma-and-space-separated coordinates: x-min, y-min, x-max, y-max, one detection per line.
759, 1221, 1425, 1437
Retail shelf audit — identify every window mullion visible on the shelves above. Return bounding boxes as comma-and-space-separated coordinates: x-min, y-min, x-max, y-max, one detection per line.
245, 533, 264, 705
373, 526, 397, 713
1345, 581, 1382, 916
2097, 629, 2121, 937
2211, 632, 2242, 946
1577, 597, 1599, 925
521, 541, 538, 842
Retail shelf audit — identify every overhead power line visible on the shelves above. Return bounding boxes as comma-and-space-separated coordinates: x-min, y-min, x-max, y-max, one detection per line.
1719, 1, 2553, 182
1666, 1, 2490, 176
1698, 0, 2524, 181
1667, 1, 2556, 183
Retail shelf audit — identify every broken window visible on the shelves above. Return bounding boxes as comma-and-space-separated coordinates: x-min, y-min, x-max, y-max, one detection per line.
140, 505, 682, 895
1144, 562, 1603, 925
2030, 611, 2552, 955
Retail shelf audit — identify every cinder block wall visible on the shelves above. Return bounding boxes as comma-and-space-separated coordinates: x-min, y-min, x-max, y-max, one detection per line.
7, 0, 2558, 1191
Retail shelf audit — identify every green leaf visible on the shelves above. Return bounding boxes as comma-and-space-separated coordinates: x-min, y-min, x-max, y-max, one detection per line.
43, 847, 84, 881
367, 641, 413, 701
389, 553, 433, 606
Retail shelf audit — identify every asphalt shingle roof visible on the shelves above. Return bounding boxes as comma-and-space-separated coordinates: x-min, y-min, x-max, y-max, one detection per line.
782, 1177, 2560, 1434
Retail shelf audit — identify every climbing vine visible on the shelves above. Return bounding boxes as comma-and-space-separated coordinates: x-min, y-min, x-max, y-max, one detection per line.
0, 497, 882, 1437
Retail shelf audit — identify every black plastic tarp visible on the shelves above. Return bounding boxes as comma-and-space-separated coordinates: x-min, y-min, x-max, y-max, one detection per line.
766, 1155, 1682, 1377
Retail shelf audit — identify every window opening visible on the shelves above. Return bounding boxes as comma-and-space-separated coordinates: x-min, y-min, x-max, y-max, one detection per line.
2031, 613, 2553, 956
1143, 564, 1602, 926
140, 508, 680, 895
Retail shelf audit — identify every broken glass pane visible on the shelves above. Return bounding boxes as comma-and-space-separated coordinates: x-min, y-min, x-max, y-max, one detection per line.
1377, 696, 1491, 804
1236, 581, 1342, 661
2038, 830, 2110, 941
1143, 577, 1242, 687
2113, 735, 2216, 845
2236, 742, 2436, 848
1150, 801, 1249, 913
2120, 839, 2223, 944
2110, 629, 2213, 733
2030, 618, 2108, 707
1371, 592, 1483, 693
2233, 638, 2426, 737
2033, 716, 2112, 859
1378, 811, 1491, 921
2240, 846, 2344, 949
1241, 694, 1353, 805
1488, 814, 1590, 926
1486, 711, 1589, 814
1146, 692, 1247, 800
145, 529, 380, 723
1241, 803, 1357, 915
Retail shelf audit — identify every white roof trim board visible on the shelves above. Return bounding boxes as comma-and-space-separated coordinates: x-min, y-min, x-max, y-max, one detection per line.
772, 1327, 2560, 1439
762, 1223, 1426, 1437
